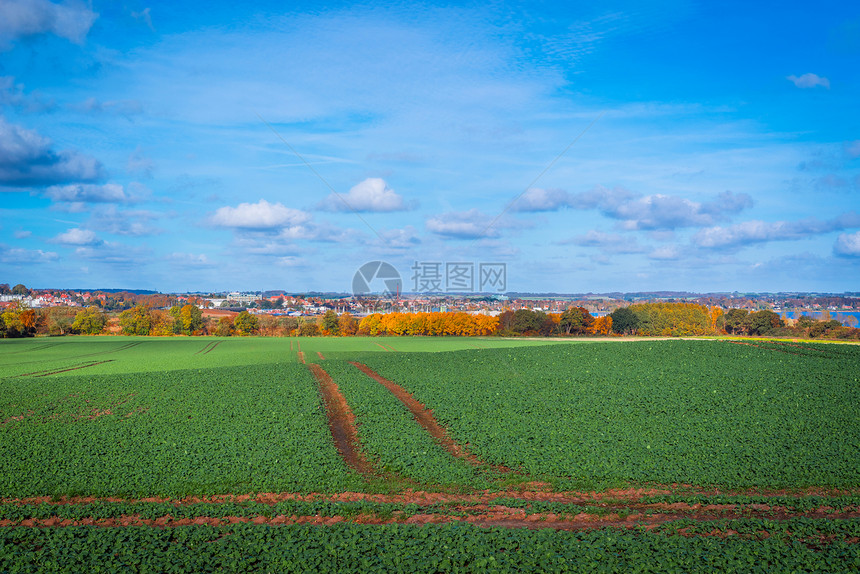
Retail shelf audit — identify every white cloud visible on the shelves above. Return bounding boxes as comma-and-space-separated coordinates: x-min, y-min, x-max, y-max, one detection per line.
787, 73, 830, 89
44, 183, 128, 203
648, 246, 681, 260
0, 0, 97, 49
0, 244, 58, 264
211, 199, 311, 229
834, 231, 860, 257
561, 229, 646, 254
167, 252, 213, 267
694, 212, 860, 249
317, 178, 411, 212
511, 188, 572, 212
87, 206, 161, 237
53, 228, 101, 246
426, 209, 500, 239
375, 225, 421, 249
563, 186, 753, 230
0, 116, 104, 186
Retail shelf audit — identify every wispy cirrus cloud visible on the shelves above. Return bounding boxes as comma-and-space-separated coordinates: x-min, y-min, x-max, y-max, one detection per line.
787, 73, 830, 89
43, 183, 129, 203
0, 76, 56, 113
514, 185, 753, 230
559, 229, 646, 254
0, 244, 58, 264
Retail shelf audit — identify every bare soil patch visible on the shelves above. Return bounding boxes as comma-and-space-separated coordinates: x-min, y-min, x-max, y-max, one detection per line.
297, 351, 305, 364
307, 363, 375, 476
317, 351, 325, 360
201, 309, 238, 318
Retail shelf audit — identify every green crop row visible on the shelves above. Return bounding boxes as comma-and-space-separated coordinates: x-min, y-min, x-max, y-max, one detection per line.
358, 340, 860, 489
639, 494, 860, 512
320, 360, 489, 487
0, 363, 358, 497
0, 499, 635, 522
2, 521, 859, 573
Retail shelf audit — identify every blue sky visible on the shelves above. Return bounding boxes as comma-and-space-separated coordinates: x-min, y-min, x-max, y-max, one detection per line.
1, 0, 858, 293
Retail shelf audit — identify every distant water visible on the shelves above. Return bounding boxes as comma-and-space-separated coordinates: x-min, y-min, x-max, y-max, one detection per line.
783, 310, 860, 326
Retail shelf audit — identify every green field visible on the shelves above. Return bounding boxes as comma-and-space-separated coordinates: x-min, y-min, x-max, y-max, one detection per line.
2, 336, 859, 572
2, 337, 860, 494
0, 335, 573, 377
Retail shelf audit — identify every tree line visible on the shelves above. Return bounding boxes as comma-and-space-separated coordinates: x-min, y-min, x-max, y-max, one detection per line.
1, 302, 859, 340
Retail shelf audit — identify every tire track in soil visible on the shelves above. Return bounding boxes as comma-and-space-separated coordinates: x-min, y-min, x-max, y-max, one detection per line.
201, 341, 222, 355
18, 360, 115, 377
8, 341, 145, 368
297, 352, 305, 364
307, 363, 375, 476
195, 341, 216, 355
317, 351, 325, 360
350, 362, 511, 472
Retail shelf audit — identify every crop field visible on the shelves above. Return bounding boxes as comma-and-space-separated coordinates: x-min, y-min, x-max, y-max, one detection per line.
2, 336, 859, 571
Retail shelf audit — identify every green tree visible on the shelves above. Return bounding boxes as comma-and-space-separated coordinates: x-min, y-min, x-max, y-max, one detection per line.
11, 283, 28, 296
609, 307, 639, 335
279, 316, 299, 336
298, 319, 319, 336
214, 316, 234, 336
234, 311, 259, 335
560, 306, 595, 335
71, 307, 107, 335
321, 310, 339, 335
511, 309, 545, 334
723, 309, 749, 335
743, 310, 783, 336
178, 304, 204, 335
119, 305, 152, 335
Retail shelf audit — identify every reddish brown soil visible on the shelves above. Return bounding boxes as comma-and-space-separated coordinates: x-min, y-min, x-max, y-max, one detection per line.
317, 351, 326, 360
201, 310, 238, 318
3, 503, 858, 531
10, 485, 858, 508
350, 362, 509, 471
195, 341, 221, 355
290, 340, 293, 351
307, 363, 375, 476
297, 352, 305, 364
374, 342, 390, 351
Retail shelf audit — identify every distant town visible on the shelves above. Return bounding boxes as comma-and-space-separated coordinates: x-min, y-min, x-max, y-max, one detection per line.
2, 283, 859, 321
